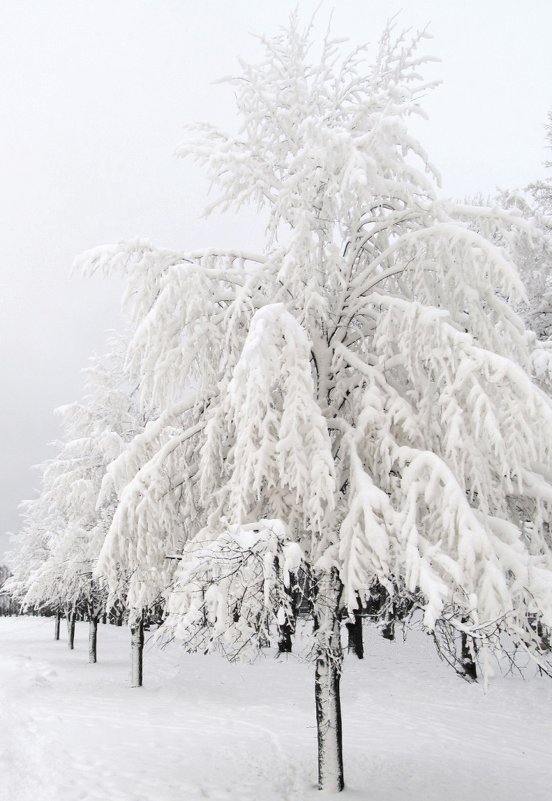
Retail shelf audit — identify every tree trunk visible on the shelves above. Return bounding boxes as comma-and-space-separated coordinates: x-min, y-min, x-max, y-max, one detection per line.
345, 609, 364, 659
67, 612, 76, 650
54, 612, 61, 641
381, 596, 396, 641
381, 619, 395, 641
278, 621, 293, 653
461, 631, 477, 681
275, 557, 295, 653
313, 568, 344, 793
89, 617, 98, 663
102, 612, 107, 625
131, 617, 144, 687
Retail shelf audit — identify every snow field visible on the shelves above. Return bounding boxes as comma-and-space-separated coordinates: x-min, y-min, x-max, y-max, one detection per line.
1, 616, 551, 801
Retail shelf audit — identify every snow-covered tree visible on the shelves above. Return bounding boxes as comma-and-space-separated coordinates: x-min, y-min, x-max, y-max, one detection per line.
478, 191, 552, 344
0, 565, 17, 616
523, 112, 552, 343
530, 110, 552, 214
458, 117, 552, 398
72, 17, 552, 792
9, 336, 139, 657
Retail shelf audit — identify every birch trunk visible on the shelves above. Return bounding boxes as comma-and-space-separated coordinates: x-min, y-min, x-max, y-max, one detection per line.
278, 622, 293, 653
313, 568, 344, 793
131, 617, 144, 687
345, 609, 364, 659
89, 617, 98, 663
54, 612, 61, 641
460, 631, 477, 681
67, 612, 76, 650
275, 556, 294, 653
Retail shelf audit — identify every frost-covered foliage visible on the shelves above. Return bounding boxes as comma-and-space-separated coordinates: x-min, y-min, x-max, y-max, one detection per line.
66, 16, 552, 682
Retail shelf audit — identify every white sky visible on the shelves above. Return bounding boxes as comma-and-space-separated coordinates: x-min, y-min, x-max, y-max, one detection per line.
1, 0, 552, 558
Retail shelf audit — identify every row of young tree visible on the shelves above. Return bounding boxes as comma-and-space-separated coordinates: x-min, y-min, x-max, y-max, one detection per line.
0, 564, 19, 616
6, 17, 552, 793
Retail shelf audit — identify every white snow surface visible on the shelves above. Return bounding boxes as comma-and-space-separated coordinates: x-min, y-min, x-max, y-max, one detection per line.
1, 617, 551, 801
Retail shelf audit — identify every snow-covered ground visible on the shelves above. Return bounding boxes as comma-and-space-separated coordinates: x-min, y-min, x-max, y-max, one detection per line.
1, 617, 551, 801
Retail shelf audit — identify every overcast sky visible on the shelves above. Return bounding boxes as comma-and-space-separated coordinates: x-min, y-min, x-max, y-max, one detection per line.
1, 0, 552, 560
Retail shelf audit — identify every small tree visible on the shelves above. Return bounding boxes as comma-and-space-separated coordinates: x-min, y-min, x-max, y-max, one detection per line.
10, 338, 138, 658
75, 17, 552, 793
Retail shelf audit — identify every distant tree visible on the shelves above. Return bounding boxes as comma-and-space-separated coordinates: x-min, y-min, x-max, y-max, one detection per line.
76, 17, 552, 792
9, 337, 138, 659
0, 564, 17, 616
